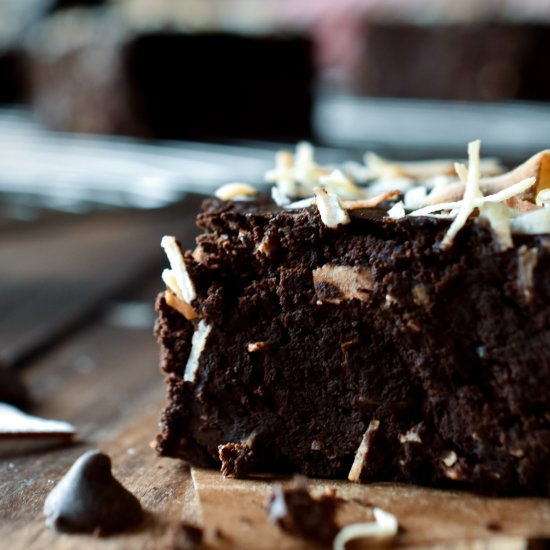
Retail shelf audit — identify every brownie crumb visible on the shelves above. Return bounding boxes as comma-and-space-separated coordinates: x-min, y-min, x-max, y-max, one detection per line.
267, 476, 339, 543
170, 522, 203, 550
44, 450, 143, 534
218, 442, 256, 478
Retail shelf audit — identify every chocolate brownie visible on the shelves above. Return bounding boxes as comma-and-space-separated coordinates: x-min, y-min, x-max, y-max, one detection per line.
155, 143, 550, 496
353, 23, 550, 101
25, 7, 313, 141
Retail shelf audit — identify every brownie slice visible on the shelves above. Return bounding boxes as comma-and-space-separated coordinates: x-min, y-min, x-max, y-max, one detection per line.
155, 192, 550, 496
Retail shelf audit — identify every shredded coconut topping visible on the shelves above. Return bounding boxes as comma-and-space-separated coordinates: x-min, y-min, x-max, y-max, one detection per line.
161, 269, 180, 299
363, 151, 502, 181
403, 186, 428, 210
359, 142, 548, 243
161, 236, 197, 304
342, 190, 401, 210
411, 145, 549, 244
319, 169, 365, 199
406, 139, 539, 246
214, 182, 257, 201
510, 207, 550, 235
454, 161, 469, 184
386, 201, 406, 219
265, 150, 296, 203
313, 187, 350, 228
348, 419, 380, 482
333, 508, 398, 550
440, 140, 483, 249
282, 197, 316, 210
266, 143, 366, 205
184, 320, 212, 383
262, 141, 549, 246
204, 141, 550, 257
294, 142, 328, 189
164, 290, 197, 321
479, 202, 513, 250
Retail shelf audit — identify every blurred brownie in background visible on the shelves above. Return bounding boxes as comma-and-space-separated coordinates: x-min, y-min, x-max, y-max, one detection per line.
352, 22, 550, 102
24, 6, 313, 141
24, 9, 143, 136
124, 32, 313, 141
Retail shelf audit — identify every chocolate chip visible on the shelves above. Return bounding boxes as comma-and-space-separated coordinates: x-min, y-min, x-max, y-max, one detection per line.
44, 450, 143, 534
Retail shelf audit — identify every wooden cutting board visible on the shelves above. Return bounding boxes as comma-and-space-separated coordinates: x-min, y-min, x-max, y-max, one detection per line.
1, 201, 549, 550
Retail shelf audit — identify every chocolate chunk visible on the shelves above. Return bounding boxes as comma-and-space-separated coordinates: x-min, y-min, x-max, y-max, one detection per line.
44, 450, 143, 534
218, 442, 255, 479
267, 477, 339, 543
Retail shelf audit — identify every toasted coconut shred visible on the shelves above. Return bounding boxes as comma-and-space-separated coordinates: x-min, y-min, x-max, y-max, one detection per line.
214, 182, 257, 201
266, 142, 366, 206
313, 186, 351, 228
332, 508, 398, 550
161, 236, 196, 303
440, 140, 483, 248
387, 201, 406, 219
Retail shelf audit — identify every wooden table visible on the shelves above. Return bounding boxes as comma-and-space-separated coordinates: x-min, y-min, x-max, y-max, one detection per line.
1, 197, 549, 550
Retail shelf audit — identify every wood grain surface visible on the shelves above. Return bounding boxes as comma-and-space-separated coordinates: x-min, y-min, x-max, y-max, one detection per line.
0, 196, 202, 369
193, 468, 550, 549
1, 199, 549, 550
